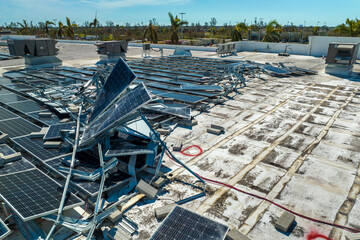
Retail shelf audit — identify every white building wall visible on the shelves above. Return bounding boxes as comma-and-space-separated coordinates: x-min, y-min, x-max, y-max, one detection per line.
308, 36, 360, 58
235, 41, 309, 55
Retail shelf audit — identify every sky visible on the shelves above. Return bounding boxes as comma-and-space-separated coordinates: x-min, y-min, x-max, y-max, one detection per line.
0, 0, 359, 27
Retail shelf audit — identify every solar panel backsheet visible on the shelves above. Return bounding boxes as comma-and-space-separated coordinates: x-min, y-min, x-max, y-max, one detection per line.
89, 58, 136, 122
0, 169, 82, 221
81, 83, 151, 147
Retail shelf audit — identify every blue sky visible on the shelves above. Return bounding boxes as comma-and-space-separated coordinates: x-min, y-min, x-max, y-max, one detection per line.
0, 0, 359, 27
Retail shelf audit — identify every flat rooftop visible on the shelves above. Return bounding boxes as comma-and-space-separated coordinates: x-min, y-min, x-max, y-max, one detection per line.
0, 42, 359, 240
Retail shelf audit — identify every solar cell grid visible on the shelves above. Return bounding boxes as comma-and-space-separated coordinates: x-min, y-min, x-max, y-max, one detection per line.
150, 206, 228, 240
0, 93, 27, 103
0, 106, 18, 120
0, 168, 82, 221
81, 83, 151, 146
90, 58, 136, 122
0, 144, 16, 156
144, 105, 191, 119
8, 100, 46, 113
43, 123, 75, 140
0, 158, 35, 176
0, 118, 41, 138
12, 135, 63, 161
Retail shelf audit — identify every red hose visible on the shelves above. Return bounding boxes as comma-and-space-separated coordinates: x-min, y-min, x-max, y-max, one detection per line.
167, 146, 360, 234
180, 145, 203, 157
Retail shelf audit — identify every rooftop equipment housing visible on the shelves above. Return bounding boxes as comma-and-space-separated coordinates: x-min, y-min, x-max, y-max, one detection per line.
325, 42, 360, 76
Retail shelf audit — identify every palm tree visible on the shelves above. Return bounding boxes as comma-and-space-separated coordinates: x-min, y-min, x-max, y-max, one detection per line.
65, 17, 77, 39
231, 22, 248, 41
17, 19, 30, 34
90, 15, 98, 39
168, 12, 188, 44
143, 21, 158, 43
334, 18, 360, 37
262, 20, 282, 42
44, 20, 54, 35
54, 21, 66, 39
312, 26, 320, 36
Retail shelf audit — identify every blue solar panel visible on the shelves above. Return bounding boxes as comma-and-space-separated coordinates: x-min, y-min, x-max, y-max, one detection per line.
144, 104, 191, 119
43, 123, 75, 140
180, 85, 223, 91
150, 206, 229, 240
0, 117, 41, 138
0, 168, 83, 221
81, 83, 151, 147
89, 58, 136, 122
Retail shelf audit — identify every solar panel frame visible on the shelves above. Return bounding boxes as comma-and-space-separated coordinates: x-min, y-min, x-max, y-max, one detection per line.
0, 218, 11, 239
81, 83, 152, 147
150, 206, 229, 240
0, 168, 83, 221
89, 58, 137, 122
0, 117, 41, 138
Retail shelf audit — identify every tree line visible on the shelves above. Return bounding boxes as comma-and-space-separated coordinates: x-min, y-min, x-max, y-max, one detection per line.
2, 15, 360, 44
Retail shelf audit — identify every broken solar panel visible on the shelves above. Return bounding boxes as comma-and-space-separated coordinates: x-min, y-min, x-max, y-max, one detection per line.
89, 57, 136, 122
144, 104, 191, 119
0, 218, 11, 239
81, 83, 151, 147
180, 85, 223, 91
0, 168, 82, 221
105, 142, 154, 157
43, 122, 75, 140
150, 206, 229, 240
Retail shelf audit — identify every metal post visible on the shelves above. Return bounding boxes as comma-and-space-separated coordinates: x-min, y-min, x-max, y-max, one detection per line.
179, 12, 185, 44
87, 143, 106, 239
46, 105, 83, 240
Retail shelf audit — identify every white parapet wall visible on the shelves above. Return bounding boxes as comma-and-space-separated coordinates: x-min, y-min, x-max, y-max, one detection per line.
235, 41, 310, 55
0, 35, 37, 40
308, 36, 360, 58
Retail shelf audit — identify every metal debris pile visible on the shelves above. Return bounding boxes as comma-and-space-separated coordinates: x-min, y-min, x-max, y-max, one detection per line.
0, 55, 317, 239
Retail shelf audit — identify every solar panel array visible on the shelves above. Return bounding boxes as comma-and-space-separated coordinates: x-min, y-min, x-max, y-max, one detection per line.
0, 144, 35, 176
89, 58, 136, 122
144, 105, 191, 119
81, 83, 151, 146
0, 169, 83, 221
12, 136, 64, 161
0, 106, 18, 121
181, 85, 223, 91
0, 118, 41, 138
150, 206, 229, 240
8, 100, 46, 113
0, 218, 11, 239
43, 123, 75, 140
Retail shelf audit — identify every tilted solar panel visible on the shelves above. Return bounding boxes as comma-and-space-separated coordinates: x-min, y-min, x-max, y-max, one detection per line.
81, 83, 151, 147
43, 122, 75, 140
89, 58, 136, 122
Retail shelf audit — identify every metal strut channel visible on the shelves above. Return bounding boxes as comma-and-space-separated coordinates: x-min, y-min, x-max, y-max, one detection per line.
46, 105, 83, 240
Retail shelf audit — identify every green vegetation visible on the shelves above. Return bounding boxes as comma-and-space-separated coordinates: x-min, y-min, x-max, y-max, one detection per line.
1, 17, 359, 45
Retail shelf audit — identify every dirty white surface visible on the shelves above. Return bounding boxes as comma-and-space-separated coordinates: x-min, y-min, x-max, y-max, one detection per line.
1, 43, 360, 240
